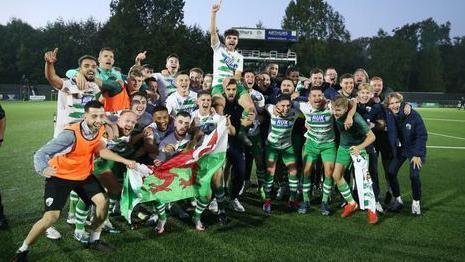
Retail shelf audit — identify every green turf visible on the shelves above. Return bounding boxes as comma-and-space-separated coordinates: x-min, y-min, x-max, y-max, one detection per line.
1, 102, 465, 261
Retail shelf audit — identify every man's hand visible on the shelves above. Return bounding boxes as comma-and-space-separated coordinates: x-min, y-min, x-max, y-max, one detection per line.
344, 116, 354, 130
240, 117, 253, 127
349, 146, 361, 156
212, 0, 222, 13
75, 71, 88, 91
143, 126, 153, 138
225, 114, 232, 127
42, 167, 56, 178
124, 160, 137, 169
291, 92, 299, 100
411, 156, 422, 169
44, 48, 58, 64
153, 159, 163, 167
164, 144, 176, 153
135, 51, 147, 64
404, 103, 412, 116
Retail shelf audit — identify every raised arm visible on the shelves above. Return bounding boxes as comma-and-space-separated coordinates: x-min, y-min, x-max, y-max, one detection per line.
210, 1, 222, 47
44, 48, 64, 90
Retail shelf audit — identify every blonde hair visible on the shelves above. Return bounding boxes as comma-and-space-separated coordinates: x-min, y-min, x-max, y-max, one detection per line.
333, 96, 349, 109
358, 83, 373, 92
385, 92, 404, 106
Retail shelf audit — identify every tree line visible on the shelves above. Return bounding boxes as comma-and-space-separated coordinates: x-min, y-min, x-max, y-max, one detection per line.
0, 0, 464, 93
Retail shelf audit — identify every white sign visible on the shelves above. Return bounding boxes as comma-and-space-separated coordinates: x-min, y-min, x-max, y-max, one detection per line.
236, 28, 266, 40
29, 95, 46, 101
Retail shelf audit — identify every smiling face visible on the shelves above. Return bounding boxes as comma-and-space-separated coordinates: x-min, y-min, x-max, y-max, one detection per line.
288, 71, 300, 85
354, 70, 367, 85
276, 99, 291, 117
130, 95, 147, 117
117, 111, 138, 136
224, 84, 238, 102
175, 74, 190, 96
309, 89, 324, 108
202, 75, 212, 91
370, 79, 383, 97
166, 57, 179, 74
268, 64, 279, 78
84, 107, 105, 133
189, 71, 203, 88
98, 50, 114, 70
244, 72, 255, 89
333, 106, 348, 120
153, 110, 169, 132
197, 93, 212, 114
79, 58, 98, 81
388, 97, 401, 114
357, 89, 372, 104
340, 77, 354, 96
311, 72, 324, 87
280, 79, 295, 94
325, 68, 337, 84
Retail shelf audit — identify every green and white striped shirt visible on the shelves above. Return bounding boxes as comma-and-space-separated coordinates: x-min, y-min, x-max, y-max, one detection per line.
265, 104, 299, 149
295, 101, 335, 144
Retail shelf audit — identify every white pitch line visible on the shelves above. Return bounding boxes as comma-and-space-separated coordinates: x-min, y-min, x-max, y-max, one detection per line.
424, 118, 465, 123
428, 132, 465, 140
427, 145, 465, 149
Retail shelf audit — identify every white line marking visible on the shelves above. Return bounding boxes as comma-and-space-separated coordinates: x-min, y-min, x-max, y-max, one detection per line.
427, 146, 465, 149
428, 132, 465, 140
424, 118, 465, 123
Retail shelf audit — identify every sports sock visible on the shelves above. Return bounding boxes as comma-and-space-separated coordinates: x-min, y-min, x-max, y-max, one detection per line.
301, 175, 311, 202
74, 199, 89, 231
68, 191, 79, 216
193, 197, 209, 221
337, 181, 355, 203
288, 174, 298, 201
322, 176, 333, 204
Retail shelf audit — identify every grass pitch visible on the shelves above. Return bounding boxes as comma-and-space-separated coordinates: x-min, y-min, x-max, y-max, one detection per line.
0, 102, 464, 261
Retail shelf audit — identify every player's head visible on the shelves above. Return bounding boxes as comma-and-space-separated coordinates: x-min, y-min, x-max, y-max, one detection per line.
243, 69, 256, 89
78, 55, 98, 81
223, 78, 238, 102
258, 72, 271, 89
332, 96, 349, 120
189, 67, 204, 88
266, 63, 279, 78
152, 106, 170, 132
117, 110, 138, 136
142, 64, 154, 78
174, 111, 191, 136
285, 67, 300, 85
175, 72, 190, 96
354, 68, 369, 85
202, 74, 213, 92
325, 67, 337, 84
339, 73, 354, 96
166, 53, 180, 73
370, 76, 383, 97
310, 68, 324, 87
276, 94, 292, 117
224, 28, 239, 51
197, 91, 212, 112
309, 86, 324, 108
130, 91, 148, 117
146, 77, 158, 93
128, 66, 145, 94
280, 78, 295, 94
84, 100, 105, 133
98, 47, 115, 70
386, 92, 403, 114
357, 83, 373, 104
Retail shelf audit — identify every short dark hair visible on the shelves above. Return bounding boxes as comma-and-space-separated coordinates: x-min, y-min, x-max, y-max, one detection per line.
176, 111, 191, 119
197, 90, 212, 98
281, 78, 295, 86
99, 47, 114, 55
224, 28, 239, 38
130, 91, 148, 101
152, 105, 168, 115
339, 73, 354, 82
242, 69, 255, 77
78, 55, 97, 66
285, 67, 299, 76
84, 100, 103, 112
276, 94, 292, 103
189, 67, 204, 76
310, 86, 323, 93
310, 68, 324, 76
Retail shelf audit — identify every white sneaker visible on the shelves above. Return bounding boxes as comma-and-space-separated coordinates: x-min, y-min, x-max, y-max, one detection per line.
103, 219, 120, 234
231, 198, 245, 213
411, 200, 421, 215
73, 230, 90, 243
209, 198, 219, 214
146, 214, 159, 226
66, 214, 76, 225
376, 202, 384, 213
45, 227, 62, 240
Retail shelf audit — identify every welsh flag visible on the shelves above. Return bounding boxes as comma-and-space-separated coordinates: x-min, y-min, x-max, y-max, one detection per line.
120, 117, 228, 223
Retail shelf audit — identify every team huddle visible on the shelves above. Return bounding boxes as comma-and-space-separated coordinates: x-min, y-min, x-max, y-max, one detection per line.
12, 2, 428, 261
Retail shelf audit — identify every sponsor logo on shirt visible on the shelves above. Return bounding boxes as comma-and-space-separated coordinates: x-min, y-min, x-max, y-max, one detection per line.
222, 52, 238, 71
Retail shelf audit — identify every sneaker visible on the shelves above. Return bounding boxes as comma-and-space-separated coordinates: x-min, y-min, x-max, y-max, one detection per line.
341, 202, 358, 218
45, 227, 62, 240
102, 219, 120, 234
146, 214, 159, 227
376, 202, 384, 214
0, 215, 8, 229
73, 230, 90, 244
155, 219, 166, 234
87, 240, 114, 253
262, 200, 272, 216
66, 214, 76, 225
287, 200, 299, 211
297, 201, 310, 214
209, 198, 219, 214
388, 199, 404, 212
367, 210, 378, 224
231, 198, 245, 213
193, 218, 205, 231
218, 212, 229, 225
320, 202, 331, 216
12, 250, 28, 262
411, 201, 421, 216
